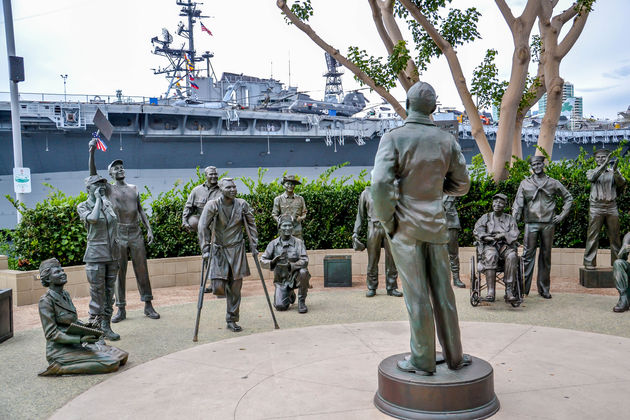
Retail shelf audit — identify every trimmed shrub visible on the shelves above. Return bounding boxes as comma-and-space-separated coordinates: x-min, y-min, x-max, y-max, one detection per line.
4, 145, 630, 271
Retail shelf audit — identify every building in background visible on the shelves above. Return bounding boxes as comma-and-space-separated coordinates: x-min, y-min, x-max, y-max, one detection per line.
537, 81, 583, 128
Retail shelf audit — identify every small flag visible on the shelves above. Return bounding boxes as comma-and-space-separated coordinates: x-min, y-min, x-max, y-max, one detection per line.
184, 53, 191, 64
191, 82, 199, 90
96, 138, 107, 151
201, 22, 213, 36
189, 74, 195, 81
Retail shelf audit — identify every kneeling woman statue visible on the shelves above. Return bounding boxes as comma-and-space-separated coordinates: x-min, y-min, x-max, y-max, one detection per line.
38, 258, 128, 376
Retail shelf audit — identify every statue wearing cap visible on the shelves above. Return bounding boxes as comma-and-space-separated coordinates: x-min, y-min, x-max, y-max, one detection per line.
512, 155, 573, 299
583, 149, 626, 269
260, 215, 311, 313
352, 185, 402, 298
473, 194, 520, 302
37, 258, 128, 376
77, 170, 121, 340
87, 138, 160, 325
182, 166, 222, 233
371, 81, 472, 375
272, 175, 307, 240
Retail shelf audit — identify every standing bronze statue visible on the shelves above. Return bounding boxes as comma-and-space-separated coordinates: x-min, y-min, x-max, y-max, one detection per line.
183, 166, 221, 232
272, 175, 307, 240
512, 156, 573, 299
371, 82, 471, 375
77, 172, 120, 341
260, 215, 310, 313
443, 195, 465, 288
38, 258, 128, 376
352, 185, 402, 297
88, 140, 160, 322
584, 149, 626, 269
473, 194, 520, 302
183, 166, 222, 293
198, 178, 258, 332
613, 233, 630, 312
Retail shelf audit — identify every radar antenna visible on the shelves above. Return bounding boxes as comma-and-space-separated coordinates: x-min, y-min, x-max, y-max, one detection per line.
323, 52, 344, 104
150, 0, 215, 99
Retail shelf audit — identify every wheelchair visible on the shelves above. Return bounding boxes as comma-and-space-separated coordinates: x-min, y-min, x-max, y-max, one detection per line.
469, 242, 525, 308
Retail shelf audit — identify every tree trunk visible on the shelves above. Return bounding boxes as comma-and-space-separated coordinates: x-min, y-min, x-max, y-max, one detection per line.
492, 43, 531, 181
491, 0, 538, 181
536, 1, 591, 159
512, 115, 524, 161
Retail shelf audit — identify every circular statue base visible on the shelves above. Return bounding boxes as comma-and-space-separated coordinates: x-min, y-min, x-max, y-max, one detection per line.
374, 352, 499, 419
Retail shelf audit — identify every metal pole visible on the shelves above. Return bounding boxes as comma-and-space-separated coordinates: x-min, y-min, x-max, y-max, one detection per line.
2, 0, 24, 223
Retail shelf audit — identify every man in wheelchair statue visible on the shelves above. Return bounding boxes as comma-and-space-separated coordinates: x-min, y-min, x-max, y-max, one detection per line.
473, 193, 520, 302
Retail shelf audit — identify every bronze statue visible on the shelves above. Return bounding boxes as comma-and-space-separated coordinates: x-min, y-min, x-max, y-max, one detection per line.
584, 149, 626, 269
77, 172, 120, 341
473, 194, 520, 302
512, 156, 573, 299
272, 175, 307, 240
352, 186, 402, 297
260, 215, 310, 313
198, 178, 258, 332
371, 81, 471, 375
88, 140, 159, 322
38, 258, 128, 376
183, 166, 221, 232
613, 233, 630, 312
443, 195, 465, 288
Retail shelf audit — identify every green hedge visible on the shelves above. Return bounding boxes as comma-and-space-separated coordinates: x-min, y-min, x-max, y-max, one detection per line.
4, 146, 630, 271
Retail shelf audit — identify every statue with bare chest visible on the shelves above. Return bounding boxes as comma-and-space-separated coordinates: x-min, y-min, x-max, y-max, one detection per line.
89, 139, 160, 323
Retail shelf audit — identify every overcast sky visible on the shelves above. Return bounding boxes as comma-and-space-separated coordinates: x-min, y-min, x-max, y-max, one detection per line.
1, 0, 628, 119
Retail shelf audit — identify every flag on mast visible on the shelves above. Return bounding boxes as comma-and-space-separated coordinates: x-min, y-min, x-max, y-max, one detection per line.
200, 22, 213, 36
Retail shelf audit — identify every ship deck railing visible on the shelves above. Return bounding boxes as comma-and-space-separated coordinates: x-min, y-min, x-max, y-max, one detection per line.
0, 91, 152, 105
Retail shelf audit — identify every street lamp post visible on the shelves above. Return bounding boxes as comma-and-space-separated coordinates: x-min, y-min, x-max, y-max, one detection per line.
3, 0, 25, 224
60, 74, 68, 102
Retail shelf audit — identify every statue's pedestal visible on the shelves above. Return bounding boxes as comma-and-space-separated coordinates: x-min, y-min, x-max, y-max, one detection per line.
374, 352, 499, 419
579, 267, 615, 288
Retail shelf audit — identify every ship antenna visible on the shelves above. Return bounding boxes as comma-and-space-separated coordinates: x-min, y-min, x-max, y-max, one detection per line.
151, 0, 209, 99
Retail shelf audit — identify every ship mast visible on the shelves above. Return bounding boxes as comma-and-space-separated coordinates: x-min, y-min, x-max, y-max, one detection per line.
150, 0, 212, 99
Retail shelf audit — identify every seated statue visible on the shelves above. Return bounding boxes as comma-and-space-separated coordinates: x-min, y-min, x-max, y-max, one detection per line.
473, 193, 520, 302
38, 258, 129, 376
260, 215, 310, 313
613, 233, 630, 312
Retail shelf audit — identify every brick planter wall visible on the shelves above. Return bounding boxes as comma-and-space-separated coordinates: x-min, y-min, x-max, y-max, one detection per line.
0, 247, 612, 307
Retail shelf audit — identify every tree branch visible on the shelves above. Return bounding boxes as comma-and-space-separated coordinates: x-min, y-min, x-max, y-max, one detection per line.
377, 0, 418, 87
557, 8, 589, 58
495, 0, 515, 27
277, 0, 407, 117
399, 0, 494, 170
368, 0, 395, 54
553, 2, 579, 25
367, 0, 413, 90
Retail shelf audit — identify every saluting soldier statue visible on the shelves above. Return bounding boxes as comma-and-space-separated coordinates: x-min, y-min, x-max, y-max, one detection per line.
512, 156, 573, 299
443, 195, 465, 288
352, 185, 402, 297
272, 175, 307, 240
584, 149, 626, 269
183, 166, 222, 232
371, 82, 471, 375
